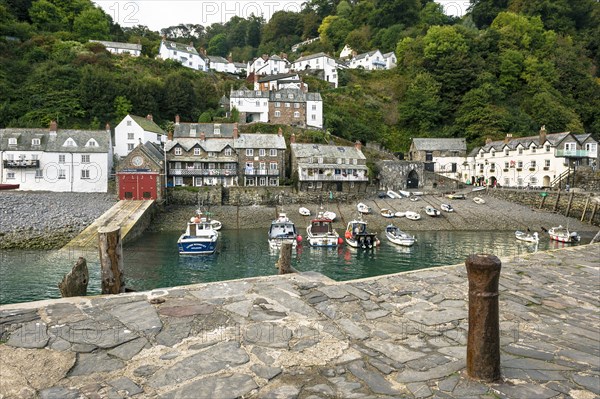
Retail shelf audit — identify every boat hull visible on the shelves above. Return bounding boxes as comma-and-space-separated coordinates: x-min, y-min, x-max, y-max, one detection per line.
307, 235, 340, 247
268, 238, 298, 250
345, 234, 379, 249
177, 239, 217, 255
385, 232, 415, 246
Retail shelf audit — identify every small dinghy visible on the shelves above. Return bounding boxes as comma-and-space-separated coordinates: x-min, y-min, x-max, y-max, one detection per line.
473, 197, 486, 204
515, 230, 539, 243
405, 211, 421, 221
385, 224, 416, 246
394, 211, 406, 218
357, 202, 371, 214
409, 197, 420, 202
425, 206, 440, 217
380, 208, 394, 218
323, 211, 336, 221
387, 190, 402, 199
548, 225, 580, 243
299, 207, 311, 216
440, 203, 454, 212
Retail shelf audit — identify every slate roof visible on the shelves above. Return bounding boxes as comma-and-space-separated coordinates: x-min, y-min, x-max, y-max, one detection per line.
478, 132, 573, 152
129, 115, 166, 135
258, 73, 299, 83
140, 141, 164, 165
291, 143, 365, 160
162, 40, 205, 58
411, 138, 466, 152
293, 52, 334, 63
173, 123, 237, 138
89, 40, 142, 51
270, 89, 322, 102
208, 55, 229, 64
230, 89, 270, 98
165, 138, 234, 153
234, 134, 286, 150
383, 52, 396, 59
0, 128, 110, 153
352, 50, 381, 61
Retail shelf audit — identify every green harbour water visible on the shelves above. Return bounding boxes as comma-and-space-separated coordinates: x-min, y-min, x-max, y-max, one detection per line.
0, 228, 593, 305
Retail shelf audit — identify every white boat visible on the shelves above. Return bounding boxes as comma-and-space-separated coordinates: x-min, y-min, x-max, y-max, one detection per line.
548, 225, 580, 243
446, 193, 466, 200
425, 206, 440, 217
440, 203, 454, 212
399, 190, 410, 197
357, 202, 371, 214
387, 190, 402, 199
515, 230, 539, 243
410, 197, 420, 202
323, 211, 336, 221
385, 224, 416, 246
178, 219, 219, 255
473, 197, 486, 204
472, 186, 486, 192
405, 211, 421, 221
192, 212, 222, 230
380, 208, 395, 218
299, 207, 311, 216
306, 212, 342, 247
344, 217, 379, 249
394, 211, 406, 218
412, 191, 424, 196
268, 213, 301, 250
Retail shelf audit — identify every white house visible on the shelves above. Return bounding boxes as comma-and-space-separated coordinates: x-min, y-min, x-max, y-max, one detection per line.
158, 39, 208, 71
305, 92, 323, 129
291, 37, 320, 52
89, 40, 142, 56
339, 44, 354, 60
207, 55, 231, 73
254, 73, 307, 92
466, 127, 598, 188
409, 138, 467, 178
349, 50, 387, 70
290, 52, 340, 88
383, 52, 397, 69
0, 121, 112, 192
247, 54, 290, 76
229, 89, 270, 123
114, 114, 166, 158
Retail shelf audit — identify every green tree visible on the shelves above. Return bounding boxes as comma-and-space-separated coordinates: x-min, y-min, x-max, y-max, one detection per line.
208, 33, 228, 57
72, 7, 110, 40
29, 0, 67, 32
318, 15, 352, 51
114, 96, 132, 122
468, 0, 509, 29
398, 72, 443, 133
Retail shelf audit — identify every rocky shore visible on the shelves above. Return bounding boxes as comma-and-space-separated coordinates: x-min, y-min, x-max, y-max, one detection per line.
0, 192, 116, 249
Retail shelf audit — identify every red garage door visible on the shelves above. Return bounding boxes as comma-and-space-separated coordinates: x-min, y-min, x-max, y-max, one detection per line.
118, 173, 158, 200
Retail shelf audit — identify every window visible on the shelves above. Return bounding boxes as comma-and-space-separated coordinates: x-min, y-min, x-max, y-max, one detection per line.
190, 128, 196, 137
504, 177, 510, 186
490, 163, 495, 170
259, 162, 266, 170
337, 158, 342, 164
64, 138, 76, 147
505, 149, 509, 156
31, 154, 38, 160
86, 139, 97, 147
517, 161, 523, 168
585, 143, 597, 153
59, 155, 65, 164
530, 160, 536, 168
311, 115, 316, 120
127, 133, 134, 140
312, 104, 316, 111
491, 150, 495, 157
270, 149, 277, 157
175, 162, 181, 169
32, 139, 40, 145
81, 169, 90, 179
274, 111, 281, 117
175, 147, 182, 155
208, 152, 215, 157
259, 177, 266, 186
294, 103, 299, 109
174, 176, 183, 186
531, 146, 536, 153
316, 182, 322, 189
247, 178, 255, 186
275, 102, 281, 107
263, 101, 267, 106
294, 111, 300, 118
269, 178, 278, 186
530, 176, 537, 184
270, 162, 277, 170
194, 148, 201, 155
285, 103, 290, 108
480, 152, 484, 158
275, 93, 281, 99
58, 169, 65, 179
504, 162, 509, 169
353, 159, 357, 165
246, 149, 253, 156
126, 120, 132, 126
208, 163, 215, 169
518, 148, 523, 155
7, 171, 15, 179
214, 125, 221, 135
8, 138, 16, 145
128, 144, 134, 151
318, 157, 323, 164
225, 148, 232, 156
259, 149, 266, 157
288, 93, 294, 99
564, 142, 576, 151
256, 101, 260, 107
81, 155, 90, 163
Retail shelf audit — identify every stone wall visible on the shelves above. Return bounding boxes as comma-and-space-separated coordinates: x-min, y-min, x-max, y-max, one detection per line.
166, 186, 223, 206
487, 188, 600, 226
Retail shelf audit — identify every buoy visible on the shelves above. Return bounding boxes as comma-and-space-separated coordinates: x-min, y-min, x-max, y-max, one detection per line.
337, 237, 344, 245
345, 231, 352, 239
297, 235, 303, 242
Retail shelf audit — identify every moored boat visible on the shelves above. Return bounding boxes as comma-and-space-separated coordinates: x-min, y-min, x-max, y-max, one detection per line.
268, 213, 302, 250
405, 211, 421, 221
515, 230, 539, 243
306, 212, 343, 247
394, 211, 406, 218
440, 203, 454, 212
177, 218, 219, 255
387, 190, 402, 199
380, 208, 394, 218
357, 202, 371, 214
385, 224, 416, 246
299, 207, 311, 216
399, 190, 410, 197
473, 197, 486, 204
446, 193, 466, 199
548, 225, 580, 243
425, 206, 440, 217
344, 217, 379, 249
0, 184, 20, 190
323, 211, 336, 221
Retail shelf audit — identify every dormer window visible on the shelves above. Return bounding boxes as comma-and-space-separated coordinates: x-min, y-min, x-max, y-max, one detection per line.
490, 150, 495, 157
190, 128, 196, 137
214, 125, 221, 135
225, 148, 232, 156
505, 149, 509, 156
194, 148, 201, 156
518, 148, 523, 155
531, 145, 536, 153
174, 147, 182, 155
63, 138, 77, 147
8, 138, 17, 145
85, 139, 98, 147
32, 138, 41, 145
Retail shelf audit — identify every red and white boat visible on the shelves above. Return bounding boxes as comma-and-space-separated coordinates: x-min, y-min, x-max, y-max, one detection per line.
306, 212, 343, 247
548, 225, 580, 243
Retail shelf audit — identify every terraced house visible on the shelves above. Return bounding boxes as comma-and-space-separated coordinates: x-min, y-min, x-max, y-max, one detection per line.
234, 130, 287, 187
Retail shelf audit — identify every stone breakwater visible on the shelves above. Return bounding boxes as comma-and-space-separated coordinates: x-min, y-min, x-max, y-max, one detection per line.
0, 192, 116, 249
0, 244, 598, 398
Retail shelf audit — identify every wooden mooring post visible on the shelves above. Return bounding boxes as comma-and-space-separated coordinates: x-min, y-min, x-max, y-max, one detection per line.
466, 254, 502, 382
565, 192, 575, 217
590, 202, 598, 225
277, 242, 297, 274
581, 196, 590, 222
98, 225, 125, 294
58, 257, 89, 297
553, 190, 561, 212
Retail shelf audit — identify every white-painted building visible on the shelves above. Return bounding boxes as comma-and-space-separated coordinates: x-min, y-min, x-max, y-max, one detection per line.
207, 55, 231, 73
254, 73, 307, 92
349, 50, 387, 70
229, 89, 270, 123
339, 44, 355, 60
383, 52, 397, 69
89, 40, 142, 56
290, 52, 340, 88
409, 138, 467, 179
0, 121, 112, 192
466, 127, 598, 188
247, 54, 290, 76
158, 39, 208, 71
305, 92, 323, 129
114, 114, 166, 158
291, 37, 320, 52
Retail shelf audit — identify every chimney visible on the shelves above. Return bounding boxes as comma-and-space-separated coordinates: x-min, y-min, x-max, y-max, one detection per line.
233, 123, 238, 140
200, 132, 205, 141
280, 52, 288, 60
175, 114, 180, 125
355, 140, 362, 152
168, 130, 173, 141
278, 127, 283, 137
49, 120, 57, 139
485, 137, 492, 145
539, 125, 547, 145
290, 133, 296, 143
146, 114, 153, 121
504, 133, 512, 144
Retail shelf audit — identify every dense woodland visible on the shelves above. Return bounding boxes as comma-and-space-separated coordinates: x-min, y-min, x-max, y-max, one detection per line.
0, 0, 598, 151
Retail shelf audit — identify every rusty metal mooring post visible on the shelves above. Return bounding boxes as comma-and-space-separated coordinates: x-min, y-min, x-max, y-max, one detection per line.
466, 254, 502, 382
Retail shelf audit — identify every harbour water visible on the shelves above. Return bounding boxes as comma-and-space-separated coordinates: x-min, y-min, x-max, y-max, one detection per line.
0, 229, 592, 305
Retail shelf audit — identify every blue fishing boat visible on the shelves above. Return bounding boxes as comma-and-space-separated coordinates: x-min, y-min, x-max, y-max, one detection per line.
177, 216, 219, 255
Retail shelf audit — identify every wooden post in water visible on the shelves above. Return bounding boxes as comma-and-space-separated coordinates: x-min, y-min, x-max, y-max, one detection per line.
553, 190, 561, 212
581, 196, 590, 222
539, 194, 547, 210
58, 257, 88, 297
590, 202, 598, 225
565, 192, 574, 217
98, 225, 125, 294
277, 242, 297, 274
466, 254, 502, 382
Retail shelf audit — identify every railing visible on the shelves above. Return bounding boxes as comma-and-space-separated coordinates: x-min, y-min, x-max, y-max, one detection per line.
170, 168, 236, 176
555, 149, 593, 158
244, 169, 279, 176
300, 174, 368, 181
3, 159, 40, 168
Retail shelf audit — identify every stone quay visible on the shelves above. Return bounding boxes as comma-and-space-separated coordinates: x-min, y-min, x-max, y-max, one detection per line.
1, 244, 598, 398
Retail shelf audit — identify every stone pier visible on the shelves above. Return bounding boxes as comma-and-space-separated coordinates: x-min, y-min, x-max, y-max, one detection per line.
0, 244, 598, 398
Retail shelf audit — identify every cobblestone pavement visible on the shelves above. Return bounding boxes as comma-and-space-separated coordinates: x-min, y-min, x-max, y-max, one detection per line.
1, 244, 598, 398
